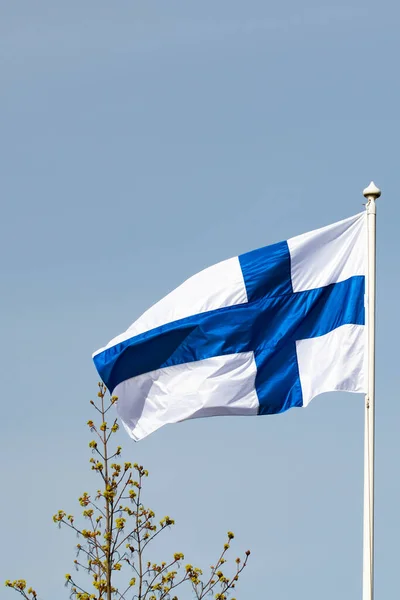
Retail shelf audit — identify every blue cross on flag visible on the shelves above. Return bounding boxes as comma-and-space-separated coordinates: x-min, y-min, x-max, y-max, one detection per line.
93, 213, 366, 441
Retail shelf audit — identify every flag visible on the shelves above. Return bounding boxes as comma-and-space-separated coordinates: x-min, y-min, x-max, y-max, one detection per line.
93, 212, 366, 441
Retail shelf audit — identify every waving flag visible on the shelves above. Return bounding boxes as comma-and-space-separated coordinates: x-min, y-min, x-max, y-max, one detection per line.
93, 213, 366, 441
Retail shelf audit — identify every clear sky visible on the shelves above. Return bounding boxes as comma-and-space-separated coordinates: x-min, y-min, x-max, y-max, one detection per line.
1, 1, 399, 599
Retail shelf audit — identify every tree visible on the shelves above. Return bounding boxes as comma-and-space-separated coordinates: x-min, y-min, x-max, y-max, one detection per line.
6, 383, 250, 600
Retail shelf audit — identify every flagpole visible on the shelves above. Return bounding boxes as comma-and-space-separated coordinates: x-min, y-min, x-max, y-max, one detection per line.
362, 181, 380, 600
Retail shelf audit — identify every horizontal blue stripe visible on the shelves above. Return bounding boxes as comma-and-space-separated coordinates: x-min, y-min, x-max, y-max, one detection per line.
94, 276, 365, 403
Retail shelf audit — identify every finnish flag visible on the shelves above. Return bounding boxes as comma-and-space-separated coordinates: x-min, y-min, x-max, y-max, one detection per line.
93, 213, 366, 441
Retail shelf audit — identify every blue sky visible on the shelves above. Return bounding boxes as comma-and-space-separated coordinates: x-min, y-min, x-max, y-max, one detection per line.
1, 1, 399, 599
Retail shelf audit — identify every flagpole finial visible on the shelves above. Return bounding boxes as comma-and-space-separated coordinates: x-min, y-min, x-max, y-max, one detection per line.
363, 181, 381, 200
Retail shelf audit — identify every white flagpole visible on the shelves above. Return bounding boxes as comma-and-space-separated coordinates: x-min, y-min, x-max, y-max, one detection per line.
362, 181, 381, 600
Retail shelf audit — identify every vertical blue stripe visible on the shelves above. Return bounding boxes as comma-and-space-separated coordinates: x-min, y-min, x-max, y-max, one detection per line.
255, 342, 303, 413
239, 240, 293, 302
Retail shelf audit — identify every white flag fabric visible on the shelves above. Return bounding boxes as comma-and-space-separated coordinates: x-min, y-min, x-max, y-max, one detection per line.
93, 213, 366, 441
